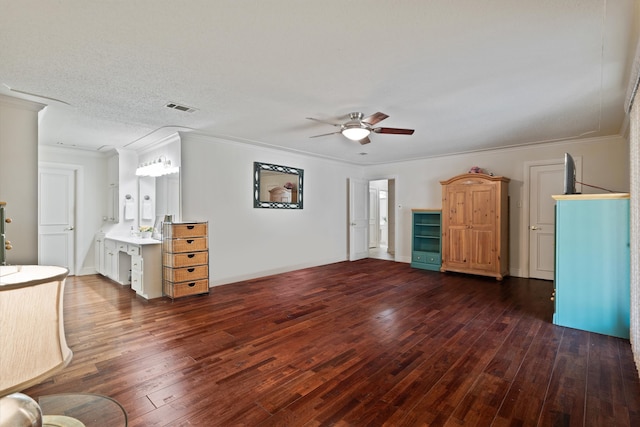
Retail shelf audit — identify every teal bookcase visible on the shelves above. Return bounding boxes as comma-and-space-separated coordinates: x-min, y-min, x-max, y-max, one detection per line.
552, 194, 630, 339
411, 209, 442, 271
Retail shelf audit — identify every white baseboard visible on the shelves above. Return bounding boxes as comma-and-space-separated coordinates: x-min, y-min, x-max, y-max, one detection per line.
76, 267, 99, 276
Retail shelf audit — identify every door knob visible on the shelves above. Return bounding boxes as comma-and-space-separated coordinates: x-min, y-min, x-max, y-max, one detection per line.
64, 226, 75, 231
530, 226, 541, 230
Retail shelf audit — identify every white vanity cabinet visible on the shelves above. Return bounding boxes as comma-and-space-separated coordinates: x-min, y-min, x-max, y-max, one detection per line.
131, 254, 143, 294
95, 233, 106, 275
133, 242, 162, 299
102, 239, 127, 284
98, 236, 162, 299
103, 238, 117, 280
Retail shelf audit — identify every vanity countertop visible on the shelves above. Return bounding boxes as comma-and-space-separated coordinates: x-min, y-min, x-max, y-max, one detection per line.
104, 235, 161, 246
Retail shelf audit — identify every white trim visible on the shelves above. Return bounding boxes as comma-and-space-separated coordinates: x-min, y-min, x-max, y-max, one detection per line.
627, 95, 639, 372
0, 93, 45, 111
39, 144, 106, 158
137, 131, 181, 155
625, 37, 640, 113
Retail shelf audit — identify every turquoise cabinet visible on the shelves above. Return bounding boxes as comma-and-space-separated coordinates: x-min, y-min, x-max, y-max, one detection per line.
553, 194, 630, 339
411, 209, 442, 271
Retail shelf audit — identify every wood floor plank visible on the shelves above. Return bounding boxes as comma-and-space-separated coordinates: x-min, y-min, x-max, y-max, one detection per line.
20, 259, 640, 426
618, 338, 640, 426
491, 322, 564, 427
538, 327, 589, 426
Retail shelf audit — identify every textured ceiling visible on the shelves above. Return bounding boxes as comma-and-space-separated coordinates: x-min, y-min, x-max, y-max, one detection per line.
0, 0, 638, 164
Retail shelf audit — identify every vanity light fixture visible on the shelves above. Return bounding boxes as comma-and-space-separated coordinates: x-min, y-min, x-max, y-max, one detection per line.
135, 156, 179, 177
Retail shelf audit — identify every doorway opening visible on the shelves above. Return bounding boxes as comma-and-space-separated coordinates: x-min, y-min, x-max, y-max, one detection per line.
368, 179, 395, 261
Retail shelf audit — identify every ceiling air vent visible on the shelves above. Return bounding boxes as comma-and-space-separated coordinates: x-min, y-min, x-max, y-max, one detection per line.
165, 102, 197, 113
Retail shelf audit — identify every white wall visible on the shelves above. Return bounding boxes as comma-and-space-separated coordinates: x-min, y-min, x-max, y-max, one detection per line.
0, 95, 44, 264
364, 135, 630, 277
115, 149, 138, 236
33, 130, 629, 284
180, 133, 362, 286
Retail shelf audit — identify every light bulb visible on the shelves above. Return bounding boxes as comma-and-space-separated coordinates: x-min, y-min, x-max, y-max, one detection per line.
342, 126, 371, 141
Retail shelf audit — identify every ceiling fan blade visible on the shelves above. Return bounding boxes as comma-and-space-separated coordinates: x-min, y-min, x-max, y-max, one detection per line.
373, 127, 415, 135
362, 112, 389, 125
358, 136, 371, 145
306, 117, 341, 127
309, 131, 341, 138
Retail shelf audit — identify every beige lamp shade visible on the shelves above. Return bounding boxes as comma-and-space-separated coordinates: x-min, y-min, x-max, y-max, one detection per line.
0, 265, 72, 395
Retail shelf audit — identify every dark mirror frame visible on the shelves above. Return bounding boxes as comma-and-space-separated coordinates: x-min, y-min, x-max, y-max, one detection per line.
253, 162, 304, 209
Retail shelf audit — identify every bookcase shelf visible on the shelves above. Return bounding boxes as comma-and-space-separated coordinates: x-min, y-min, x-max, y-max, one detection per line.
411, 209, 441, 271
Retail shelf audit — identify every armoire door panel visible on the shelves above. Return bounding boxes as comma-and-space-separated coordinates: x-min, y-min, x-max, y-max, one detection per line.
446, 227, 468, 266
445, 187, 468, 226
470, 229, 495, 270
469, 185, 495, 226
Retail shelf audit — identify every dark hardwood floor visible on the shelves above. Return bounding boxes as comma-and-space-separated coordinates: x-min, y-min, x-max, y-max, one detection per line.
24, 259, 640, 426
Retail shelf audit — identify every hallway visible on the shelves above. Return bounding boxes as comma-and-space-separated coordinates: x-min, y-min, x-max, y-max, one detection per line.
368, 245, 394, 261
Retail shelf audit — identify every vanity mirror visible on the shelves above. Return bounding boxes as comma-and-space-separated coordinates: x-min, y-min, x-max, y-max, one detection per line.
138, 170, 181, 237
253, 162, 304, 209
155, 172, 181, 221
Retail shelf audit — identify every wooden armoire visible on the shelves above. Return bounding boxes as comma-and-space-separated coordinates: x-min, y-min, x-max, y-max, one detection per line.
440, 173, 510, 280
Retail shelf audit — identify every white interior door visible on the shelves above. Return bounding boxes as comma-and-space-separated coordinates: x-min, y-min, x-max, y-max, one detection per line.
528, 162, 563, 280
349, 178, 369, 260
379, 190, 388, 246
387, 179, 396, 255
39, 167, 75, 272
369, 187, 379, 248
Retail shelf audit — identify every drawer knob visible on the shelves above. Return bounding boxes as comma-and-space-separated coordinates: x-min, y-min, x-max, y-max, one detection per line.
187, 268, 195, 272
187, 225, 195, 229
187, 239, 194, 244
187, 254, 195, 258
188, 282, 196, 287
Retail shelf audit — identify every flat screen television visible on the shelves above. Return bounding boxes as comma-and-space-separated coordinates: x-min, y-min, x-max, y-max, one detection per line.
563, 152, 577, 194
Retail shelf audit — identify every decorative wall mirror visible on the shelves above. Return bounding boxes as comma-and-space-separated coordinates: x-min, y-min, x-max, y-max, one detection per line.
254, 162, 304, 209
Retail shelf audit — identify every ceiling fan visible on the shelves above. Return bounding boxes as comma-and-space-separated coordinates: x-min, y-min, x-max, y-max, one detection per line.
306, 112, 415, 145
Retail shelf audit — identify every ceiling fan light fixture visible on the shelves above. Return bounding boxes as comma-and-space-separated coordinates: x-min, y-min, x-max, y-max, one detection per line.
341, 125, 370, 141
308, 111, 413, 143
